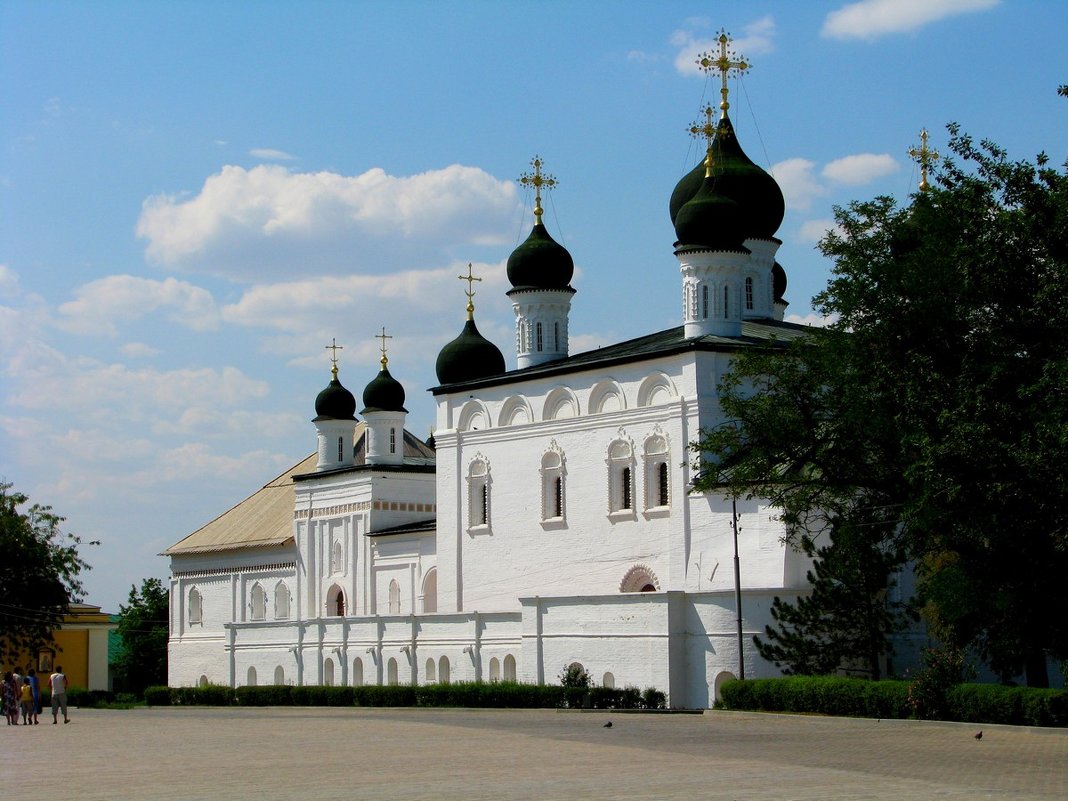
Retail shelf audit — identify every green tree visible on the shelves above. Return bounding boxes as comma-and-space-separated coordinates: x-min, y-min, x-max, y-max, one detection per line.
693, 124, 1068, 685
0, 482, 94, 664
114, 578, 169, 695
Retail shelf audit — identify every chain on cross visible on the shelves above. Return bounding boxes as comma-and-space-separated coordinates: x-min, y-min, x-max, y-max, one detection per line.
324, 337, 343, 376
695, 29, 750, 116
375, 326, 392, 368
518, 155, 558, 224
458, 262, 482, 317
908, 128, 940, 192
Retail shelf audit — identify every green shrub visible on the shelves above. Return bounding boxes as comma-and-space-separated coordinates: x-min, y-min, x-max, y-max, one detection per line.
718, 676, 911, 719
353, 684, 417, 707
171, 683, 235, 706
236, 685, 293, 706
144, 685, 171, 706
907, 646, 975, 720
642, 686, 667, 709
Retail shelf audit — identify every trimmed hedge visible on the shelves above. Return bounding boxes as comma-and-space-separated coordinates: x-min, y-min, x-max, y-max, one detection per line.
718, 676, 1068, 727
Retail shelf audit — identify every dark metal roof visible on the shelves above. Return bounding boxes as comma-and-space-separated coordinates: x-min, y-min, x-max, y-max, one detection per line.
431, 318, 809, 394
366, 518, 436, 537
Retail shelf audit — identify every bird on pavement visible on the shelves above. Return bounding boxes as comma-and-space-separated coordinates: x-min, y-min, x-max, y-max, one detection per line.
974, 730, 983, 740
603, 721, 613, 728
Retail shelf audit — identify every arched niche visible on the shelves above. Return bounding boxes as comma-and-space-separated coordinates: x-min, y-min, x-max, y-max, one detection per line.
637, 372, 677, 407
588, 379, 626, 415
542, 386, 579, 421
498, 395, 532, 427
458, 400, 491, 432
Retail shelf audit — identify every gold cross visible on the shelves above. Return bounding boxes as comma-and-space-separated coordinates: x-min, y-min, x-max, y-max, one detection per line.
325, 338, 343, 376
518, 155, 558, 224
688, 104, 718, 176
458, 262, 482, 318
908, 128, 940, 192
375, 326, 392, 367
696, 29, 750, 116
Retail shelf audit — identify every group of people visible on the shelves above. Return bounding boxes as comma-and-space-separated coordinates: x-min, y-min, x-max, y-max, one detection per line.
2, 666, 69, 725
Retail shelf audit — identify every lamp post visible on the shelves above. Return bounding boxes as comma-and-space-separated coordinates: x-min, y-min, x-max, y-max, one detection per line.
731, 496, 744, 680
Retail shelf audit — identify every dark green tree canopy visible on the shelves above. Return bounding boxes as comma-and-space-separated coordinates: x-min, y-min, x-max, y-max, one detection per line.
0, 482, 94, 665
693, 125, 1068, 685
114, 577, 169, 695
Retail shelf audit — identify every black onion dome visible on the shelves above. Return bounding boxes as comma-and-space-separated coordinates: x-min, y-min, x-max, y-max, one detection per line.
314, 371, 357, 421
507, 222, 574, 292
361, 364, 407, 414
669, 114, 785, 240
673, 174, 747, 251
773, 261, 788, 302
435, 318, 506, 385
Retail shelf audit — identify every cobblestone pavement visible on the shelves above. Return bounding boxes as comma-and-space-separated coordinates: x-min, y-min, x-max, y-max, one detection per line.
4, 707, 1066, 800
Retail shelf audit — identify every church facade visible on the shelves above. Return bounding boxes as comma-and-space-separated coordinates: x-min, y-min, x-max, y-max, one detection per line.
166, 45, 818, 708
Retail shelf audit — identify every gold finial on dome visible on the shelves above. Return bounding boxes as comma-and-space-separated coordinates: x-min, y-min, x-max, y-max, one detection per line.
696, 29, 750, 118
375, 326, 392, 369
325, 337, 343, 378
518, 155, 558, 225
689, 104, 718, 178
458, 262, 482, 320
908, 128, 940, 192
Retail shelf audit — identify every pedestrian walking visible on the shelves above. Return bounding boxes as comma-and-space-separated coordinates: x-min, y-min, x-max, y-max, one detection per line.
50, 665, 69, 724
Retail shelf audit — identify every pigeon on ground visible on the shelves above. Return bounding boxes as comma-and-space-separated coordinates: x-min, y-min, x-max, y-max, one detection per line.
974, 730, 983, 740
603, 721, 613, 728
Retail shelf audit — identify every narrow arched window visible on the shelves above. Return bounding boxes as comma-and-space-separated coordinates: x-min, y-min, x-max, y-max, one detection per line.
352, 658, 363, 686
389, 427, 396, 454
331, 541, 343, 574
607, 440, 635, 515
274, 665, 285, 685
247, 666, 258, 687
468, 458, 490, 530
745, 276, 754, 310
621, 467, 632, 510
250, 583, 266, 621
702, 284, 709, 318
425, 657, 436, 683
554, 321, 560, 351
503, 654, 517, 682
387, 658, 398, 686
188, 587, 203, 625
438, 656, 450, 684
541, 449, 566, 522
723, 284, 730, 318
658, 462, 669, 507
553, 477, 563, 517
274, 581, 290, 619
337, 436, 343, 461
489, 657, 501, 682
388, 579, 401, 614
536, 321, 544, 352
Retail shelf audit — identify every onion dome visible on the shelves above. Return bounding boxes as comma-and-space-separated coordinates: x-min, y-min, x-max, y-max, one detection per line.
435, 317, 505, 385
672, 155, 747, 251
507, 222, 574, 292
670, 114, 785, 241
773, 261, 788, 303
314, 366, 357, 421
361, 360, 407, 414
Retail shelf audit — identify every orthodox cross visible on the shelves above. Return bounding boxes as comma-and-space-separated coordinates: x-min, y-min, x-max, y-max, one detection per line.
908, 128, 939, 192
458, 262, 482, 318
696, 29, 750, 116
375, 326, 392, 368
325, 337, 343, 377
518, 155, 558, 225
688, 104, 718, 176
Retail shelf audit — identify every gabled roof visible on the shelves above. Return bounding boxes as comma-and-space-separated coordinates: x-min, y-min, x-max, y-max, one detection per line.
431, 318, 809, 394
166, 424, 436, 556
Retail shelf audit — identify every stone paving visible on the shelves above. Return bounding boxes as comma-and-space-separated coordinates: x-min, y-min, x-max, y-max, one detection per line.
4, 706, 1066, 800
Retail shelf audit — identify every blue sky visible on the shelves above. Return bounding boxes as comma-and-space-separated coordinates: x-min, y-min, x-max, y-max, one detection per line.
2, 0, 1064, 612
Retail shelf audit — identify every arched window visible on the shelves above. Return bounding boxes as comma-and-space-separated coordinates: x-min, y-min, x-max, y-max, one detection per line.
388, 579, 401, 614
503, 654, 517, 682
337, 436, 343, 461
723, 284, 730, 318
421, 569, 437, 614
620, 564, 660, 593
387, 658, 398, 686
425, 657, 436, 684
188, 587, 203, 625
352, 658, 363, 687
331, 541, 343, 574
467, 457, 490, 530
274, 581, 290, 620
603, 672, 615, 689
199, 675, 209, 688
389, 427, 397, 454
489, 657, 501, 682
607, 440, 635, 515
438, 656, 450, 684
658, 463, 669, 506
274, 665, 285, 685
324, 658, 335, 686
541, 448, 565, 522
247, 666, 258, 687
554, 321, 560, 351
643, 435, 670, 511
327, 584, 345, 617
536, 321, 544, 352
745, 276, 754, 310
702, 284, 709, 318
250, 583, 266, 621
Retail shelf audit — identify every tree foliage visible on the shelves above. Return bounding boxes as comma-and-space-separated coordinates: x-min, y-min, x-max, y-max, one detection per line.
114, 577, 169, 695
0, 482, 93, 665
693, 125, 1068, 685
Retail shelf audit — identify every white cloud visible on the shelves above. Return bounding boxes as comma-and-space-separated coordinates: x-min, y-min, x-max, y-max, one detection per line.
822, 0, 999, 40
135, 164, 519, 280
673, 16, 775, 77
120, 342, 161, 358
798, 218, 841, 244
0, 264, 19, 294
822, 153, 899, 185
57, 275, 219, 336
770, 158, 826, 212
249, 148, 297, 161
786, 312, 839, 328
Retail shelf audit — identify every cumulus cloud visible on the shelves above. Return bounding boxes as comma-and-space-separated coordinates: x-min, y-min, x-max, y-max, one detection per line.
0, 264, 19, 293
249, 148, 296, 161
672, 15, 775, 76
822, 0, 999, 40
798, 218, 841, 244
120, 342, 161, 358
136, 163, 519, 280
57, 275, 219, 336
786, 312, 839, 328
770, 158, 826, 212
822, 153, 899, 185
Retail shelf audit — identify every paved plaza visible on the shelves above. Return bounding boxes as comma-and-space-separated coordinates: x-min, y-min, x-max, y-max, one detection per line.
5, 706, 1066, 800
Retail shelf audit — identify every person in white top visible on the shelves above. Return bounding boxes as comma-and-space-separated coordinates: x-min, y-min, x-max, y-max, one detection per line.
49, 666, 69, 724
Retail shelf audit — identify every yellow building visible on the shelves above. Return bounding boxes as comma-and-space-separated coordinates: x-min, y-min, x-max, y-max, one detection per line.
14, 603, 116, 691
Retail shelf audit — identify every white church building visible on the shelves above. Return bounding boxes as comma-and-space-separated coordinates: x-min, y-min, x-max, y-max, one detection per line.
166, 53, 818, 708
